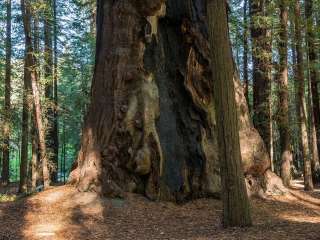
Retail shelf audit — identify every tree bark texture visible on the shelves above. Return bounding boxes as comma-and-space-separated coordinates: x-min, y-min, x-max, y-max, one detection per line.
19, 47, 32, 194
53, 0, 59, 183
44, 0, 59, 182
69, 0, 285, 201
250, 0, 272, 160
278, 0, 292, 187
2, 0, 12, 186
243, 0, 250, 112
294, 0, 314, 191
21, 0, 50, 189
305, 0, 320, 171
207, 0, 252, 227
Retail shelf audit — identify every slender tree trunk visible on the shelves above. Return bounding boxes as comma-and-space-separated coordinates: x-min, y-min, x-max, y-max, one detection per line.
250, 0, 272, 161
63, 120, 66, 183
19, 44, 32, 193
305, 0, 320, 167
294, 0, 313, 190
306, 46, 319, 187
291, 37, 302, 172
31, 119, 38, 191
53, 0, 59, 183
2, 0, 12, 186
29, 12, 41, 192
305, 0, 320, 184
21, 0, 50, 189
243, 0, 250, 112
44, 0, 58, 182
277, 0, 292, 187
207, 0, 252, 227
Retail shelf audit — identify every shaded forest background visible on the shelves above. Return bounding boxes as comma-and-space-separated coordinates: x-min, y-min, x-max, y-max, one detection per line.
0, 0, 95, 183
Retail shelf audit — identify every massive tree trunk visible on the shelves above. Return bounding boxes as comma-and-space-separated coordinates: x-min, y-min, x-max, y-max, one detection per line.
207, 0, 252, 227
250, 0, 273, 161
277, 0, 292, 187
69, 0, 285, 201
2, 0, 12, 186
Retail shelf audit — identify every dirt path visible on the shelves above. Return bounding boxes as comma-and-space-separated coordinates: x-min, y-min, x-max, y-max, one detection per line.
0, 181, 319, 240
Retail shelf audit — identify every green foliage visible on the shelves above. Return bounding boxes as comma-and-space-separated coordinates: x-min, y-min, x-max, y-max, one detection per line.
0, 0, 95, 182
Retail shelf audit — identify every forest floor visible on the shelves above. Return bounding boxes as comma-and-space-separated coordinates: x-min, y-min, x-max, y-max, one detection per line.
0, 180, 319, 240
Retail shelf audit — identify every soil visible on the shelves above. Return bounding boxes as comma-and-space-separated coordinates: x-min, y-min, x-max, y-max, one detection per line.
0, 180, 319, 240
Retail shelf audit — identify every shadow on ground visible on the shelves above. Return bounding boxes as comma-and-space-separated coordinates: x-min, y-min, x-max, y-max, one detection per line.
0, 180, 319, 240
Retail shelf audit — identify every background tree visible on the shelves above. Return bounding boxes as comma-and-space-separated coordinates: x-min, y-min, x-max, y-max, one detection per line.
243, 0, 250, 110
294, 0, 314, 190
277, 0, 292, 187
2, 0, 12, 186
250, 0, 273, 161
305, 0, 320, 168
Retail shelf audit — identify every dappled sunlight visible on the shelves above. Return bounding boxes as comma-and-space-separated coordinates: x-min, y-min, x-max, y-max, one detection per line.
18, 186, 106, 240
1, 185, 320, 239
43, 190, 65, 204
0, 194, 17, 203
26, 223, 61, 238
279, 212, 320, 224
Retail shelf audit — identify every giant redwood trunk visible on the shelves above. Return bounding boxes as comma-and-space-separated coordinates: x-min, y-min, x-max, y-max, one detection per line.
69, 0, 285, 201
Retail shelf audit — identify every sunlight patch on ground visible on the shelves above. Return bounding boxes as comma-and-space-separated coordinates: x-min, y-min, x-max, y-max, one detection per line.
279, 212, 320, 224
25, 223, 61, 239
0, 194, 17, 203
43, 190, 65, 204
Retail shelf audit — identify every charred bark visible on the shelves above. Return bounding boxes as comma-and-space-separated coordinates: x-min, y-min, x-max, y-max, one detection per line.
70, 0, 285, 201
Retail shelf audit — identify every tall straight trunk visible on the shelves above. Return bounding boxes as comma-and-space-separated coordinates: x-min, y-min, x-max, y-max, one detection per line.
294, 0, 313, 190
19, 46, 32, 193
31, 119, 38, 191
291, 36, 302, 171
63, 120, 66, 183
29, 12, 41, 192
305, 0, 320, 183
243, 0, 250, 111
2, 0, 12, 186
305, 0, 320, 164
250, 0, 272, 160
21, 0, 50, 189
207, 0, 252, 227
306, 45, 319, 185
53, 0, 59, 182
277, 0, 292, 187
44, 0, 58, 182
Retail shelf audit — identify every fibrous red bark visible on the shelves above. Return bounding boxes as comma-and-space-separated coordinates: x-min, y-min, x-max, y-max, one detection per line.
69, 0, 286, 201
